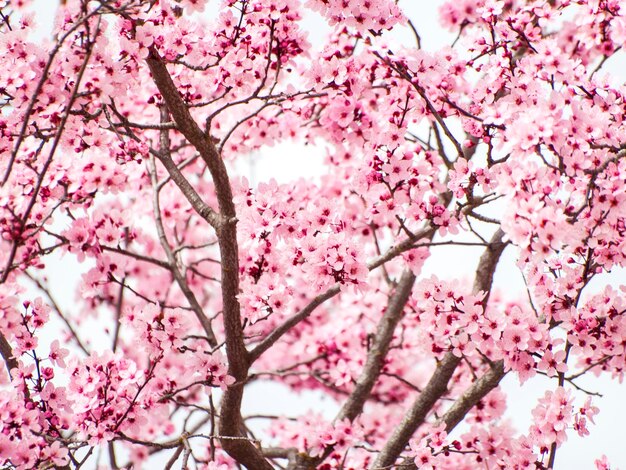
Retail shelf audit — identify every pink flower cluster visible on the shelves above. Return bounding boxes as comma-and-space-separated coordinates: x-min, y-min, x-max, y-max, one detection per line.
305, 0, 404, 32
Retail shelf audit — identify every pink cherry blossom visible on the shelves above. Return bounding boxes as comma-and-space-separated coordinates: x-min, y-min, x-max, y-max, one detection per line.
0, 0, 624, 468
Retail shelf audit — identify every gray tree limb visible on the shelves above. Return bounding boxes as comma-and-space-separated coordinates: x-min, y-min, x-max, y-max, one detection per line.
336, 269, 417, 422
0, 333, 17, 380
371, 229, 507, 469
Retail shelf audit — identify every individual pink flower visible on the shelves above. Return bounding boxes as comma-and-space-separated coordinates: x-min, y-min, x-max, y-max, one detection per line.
49, 340, 69, 368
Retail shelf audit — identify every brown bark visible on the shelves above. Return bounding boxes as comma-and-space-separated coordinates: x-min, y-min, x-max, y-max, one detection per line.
146, 50, 272, 470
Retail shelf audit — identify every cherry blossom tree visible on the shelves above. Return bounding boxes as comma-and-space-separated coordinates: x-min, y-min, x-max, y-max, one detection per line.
0, 0, 625, 468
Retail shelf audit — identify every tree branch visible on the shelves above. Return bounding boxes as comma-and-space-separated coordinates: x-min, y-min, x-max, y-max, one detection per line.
372, 353, 460, 469
146, 49, 271, 469
145, 53, 223, 230
472, 228, 507, 307
249, 284, 341, 362
249, 227, 436, 362
439, 360, 505, 433
152, 152, 224, 230
1, 17, 101, 283
149, 120, 218, 348
336, 269, 416, 422
302, 271, 419, 467
1, 4, 105, 186
0, 332, 17, 380
372, 229, 507, 469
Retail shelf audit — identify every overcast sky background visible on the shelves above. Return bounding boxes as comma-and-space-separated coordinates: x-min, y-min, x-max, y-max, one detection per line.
22, 0, 626, 468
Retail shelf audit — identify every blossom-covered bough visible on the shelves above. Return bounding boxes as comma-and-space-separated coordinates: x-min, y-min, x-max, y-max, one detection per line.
0, 0, 625, 468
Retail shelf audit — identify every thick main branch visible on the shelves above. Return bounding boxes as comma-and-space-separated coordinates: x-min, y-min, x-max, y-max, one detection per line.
146, 50, 271, 469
